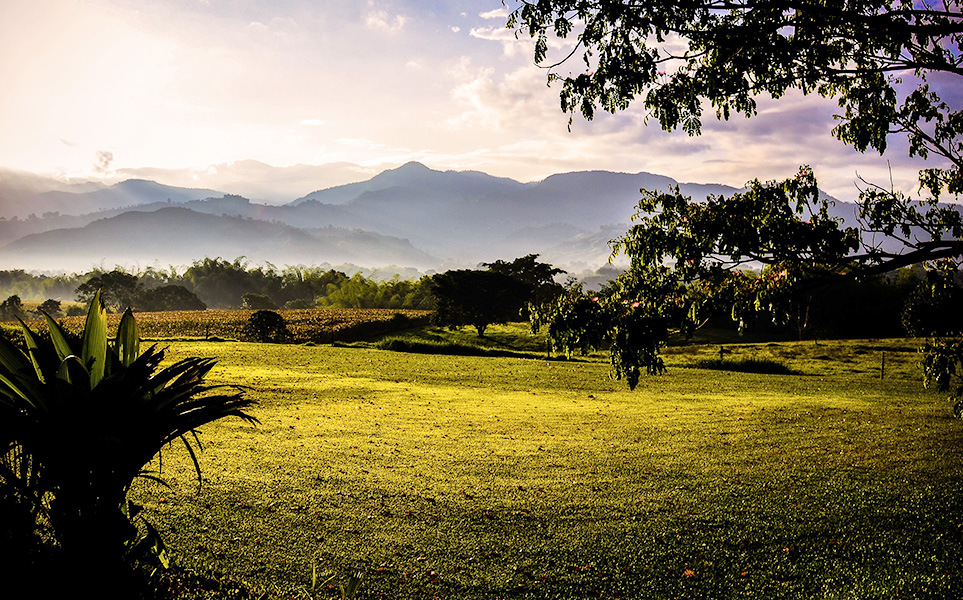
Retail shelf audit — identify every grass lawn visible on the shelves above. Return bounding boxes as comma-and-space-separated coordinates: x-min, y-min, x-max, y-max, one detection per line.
132, 327, 963, 598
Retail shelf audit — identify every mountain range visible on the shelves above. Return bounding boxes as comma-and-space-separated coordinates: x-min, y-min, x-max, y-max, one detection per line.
0, 162, 865, 274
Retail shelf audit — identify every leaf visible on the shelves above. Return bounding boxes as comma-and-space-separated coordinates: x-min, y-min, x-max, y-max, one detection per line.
82, 289, 108, 388
43, 312, 75, 361
56, 355, 89, 388
116, 308, 140, 367
17, 318, 47, 384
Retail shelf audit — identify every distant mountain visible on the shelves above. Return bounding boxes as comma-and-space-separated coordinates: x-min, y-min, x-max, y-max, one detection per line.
0, 207, 438, 273
116, 160, 374, 203
0, 177, 226, 220
0, 161, 881, 274
292, 161, 529, 206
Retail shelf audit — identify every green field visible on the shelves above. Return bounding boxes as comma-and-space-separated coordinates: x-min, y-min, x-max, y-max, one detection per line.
130, 327, 963, 599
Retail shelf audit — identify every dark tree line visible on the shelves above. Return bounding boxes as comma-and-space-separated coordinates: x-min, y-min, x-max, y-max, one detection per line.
0, 258, 435, 314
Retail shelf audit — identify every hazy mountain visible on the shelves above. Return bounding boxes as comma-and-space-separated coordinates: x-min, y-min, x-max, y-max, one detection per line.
292, 161, 529, 206
116, 160, 375, 204
0, 178, 224, 220
0, 168, 109, 218
0, 207, 438, 273
0, 161, 887, 274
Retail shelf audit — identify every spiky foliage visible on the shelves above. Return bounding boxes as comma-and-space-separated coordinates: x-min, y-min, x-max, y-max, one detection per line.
0, 290, 257, 583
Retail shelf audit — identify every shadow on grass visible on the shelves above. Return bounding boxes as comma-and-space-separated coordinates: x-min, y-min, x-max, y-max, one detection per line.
687, 357, 801, 375
374, 337, 570, 361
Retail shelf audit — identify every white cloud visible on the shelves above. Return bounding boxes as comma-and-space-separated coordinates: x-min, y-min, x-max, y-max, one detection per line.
364, 4, 408, 33
299, 119, 324, 127
479, 8, 509, 19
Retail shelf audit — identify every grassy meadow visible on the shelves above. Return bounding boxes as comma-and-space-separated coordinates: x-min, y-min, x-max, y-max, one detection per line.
128, 326, 963, 599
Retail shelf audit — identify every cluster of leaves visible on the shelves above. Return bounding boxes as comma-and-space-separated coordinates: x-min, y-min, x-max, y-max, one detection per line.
922, 338, 963, 417
529, 283, 609, 358
901, 260, 963, 337
509, 0, 961, 202
0, 291, 256, 590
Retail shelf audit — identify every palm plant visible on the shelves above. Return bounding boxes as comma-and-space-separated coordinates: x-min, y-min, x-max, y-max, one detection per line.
0, 290, 257, 584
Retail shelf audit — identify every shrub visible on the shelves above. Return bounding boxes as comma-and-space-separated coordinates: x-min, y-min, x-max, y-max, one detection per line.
241, 310, 291, 343
0, 291, 257, 590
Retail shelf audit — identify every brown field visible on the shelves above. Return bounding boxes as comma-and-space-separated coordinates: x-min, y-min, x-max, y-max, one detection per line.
3, 308, 433, 344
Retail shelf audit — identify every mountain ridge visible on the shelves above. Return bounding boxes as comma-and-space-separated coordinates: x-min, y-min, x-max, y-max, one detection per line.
0, 162, 869, 274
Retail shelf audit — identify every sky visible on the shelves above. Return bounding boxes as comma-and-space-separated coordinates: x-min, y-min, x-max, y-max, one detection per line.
0, 0, 944, 202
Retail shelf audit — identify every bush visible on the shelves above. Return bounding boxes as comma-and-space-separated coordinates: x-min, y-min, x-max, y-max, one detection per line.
241, 310, 291, 343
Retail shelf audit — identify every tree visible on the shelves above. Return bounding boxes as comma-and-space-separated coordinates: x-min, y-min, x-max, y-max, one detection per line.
0, 295, 26, 321
530, 282, 610, 358
181, 257, 280, 309
75, 270, 141, 312
241, 292, 278, 310
901, 261, 963, 336
483, 254, 566, 309
509, 0, 961, 198
430, 269, 531, 336
37, 299, 63, 319
135, 285, 207, 312
509, 0, 961, 263
509, 0, 963, 393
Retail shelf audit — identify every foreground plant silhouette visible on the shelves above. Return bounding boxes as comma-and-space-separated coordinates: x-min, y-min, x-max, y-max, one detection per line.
0, 290, 257, 590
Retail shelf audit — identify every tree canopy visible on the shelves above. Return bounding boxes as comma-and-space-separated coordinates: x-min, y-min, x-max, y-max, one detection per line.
509, 0, 962, 265
76, 270, 141, 313
431, 269, 531, 336
510, 0, 963, 401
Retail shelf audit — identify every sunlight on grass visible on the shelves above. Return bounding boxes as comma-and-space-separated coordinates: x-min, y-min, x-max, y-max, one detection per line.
133, 335, 963, 599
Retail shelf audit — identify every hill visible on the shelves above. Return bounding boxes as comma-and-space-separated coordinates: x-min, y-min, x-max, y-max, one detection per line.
0, 207, 438, 273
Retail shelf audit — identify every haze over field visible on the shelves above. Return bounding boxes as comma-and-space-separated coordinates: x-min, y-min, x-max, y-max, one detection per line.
0, 0, 944, 209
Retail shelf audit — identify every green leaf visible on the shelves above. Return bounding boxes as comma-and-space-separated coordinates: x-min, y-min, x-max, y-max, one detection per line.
17, 318, 46, 384
116, 308, 139, 368
56, 355, 89, 388
43, 312, 76, 362
82, 289, 108, 389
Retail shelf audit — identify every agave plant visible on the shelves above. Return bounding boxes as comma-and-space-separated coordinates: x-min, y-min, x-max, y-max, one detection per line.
0, 290, 257, 582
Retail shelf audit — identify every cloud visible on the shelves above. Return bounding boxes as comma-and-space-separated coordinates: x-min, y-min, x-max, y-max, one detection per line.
364, 3, 408, 33
93, 150, 114, 174
300, 119, 325, 127
479, 8, 509, 20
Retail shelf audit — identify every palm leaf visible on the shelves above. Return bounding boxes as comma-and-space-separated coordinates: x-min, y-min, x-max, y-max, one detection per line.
115, 308, 139, 368
17, 317, 48, 384
0, 337, 45, 409
81, 290, 108, 388
42, 312, 75, 362
56, 355, 90, 388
